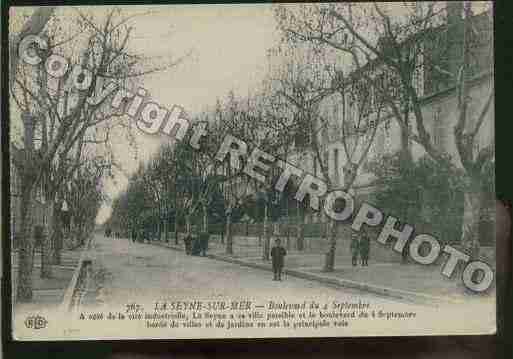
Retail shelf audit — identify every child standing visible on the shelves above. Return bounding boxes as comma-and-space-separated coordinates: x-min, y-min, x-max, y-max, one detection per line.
350, 231, 360, 266
271, 238, 287, 281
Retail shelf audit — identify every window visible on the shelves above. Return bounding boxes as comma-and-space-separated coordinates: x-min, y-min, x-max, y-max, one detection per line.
433, 107, 445, 148
413, 44, 425, 97
384, 120, 392, 153
389, 74, 401, 101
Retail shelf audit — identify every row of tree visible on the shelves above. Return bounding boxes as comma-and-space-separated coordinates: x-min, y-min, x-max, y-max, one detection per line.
10, 8, 182, 302
105, 2, 496, 277
106, 89, 296, 258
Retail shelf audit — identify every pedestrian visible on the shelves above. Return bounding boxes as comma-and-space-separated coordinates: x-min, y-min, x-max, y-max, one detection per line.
184, 233, 193, 255
145, 225, 151, 243
131, 228, 137, 243
191, 232, 202, 255
360, 228, 370, 266
199, 231, 209, 257
271, 238, 287, 281
350, 231, 359, 267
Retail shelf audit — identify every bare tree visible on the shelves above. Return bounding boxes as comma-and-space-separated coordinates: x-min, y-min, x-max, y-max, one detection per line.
276, 2, 494, 257
264, 39, 386, 271
10, 7, 184, 301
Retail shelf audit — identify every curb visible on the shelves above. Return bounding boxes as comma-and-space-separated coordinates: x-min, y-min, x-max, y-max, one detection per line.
206, 253, 460, 306
149, 241, 461, 306
60, 236, 94, 312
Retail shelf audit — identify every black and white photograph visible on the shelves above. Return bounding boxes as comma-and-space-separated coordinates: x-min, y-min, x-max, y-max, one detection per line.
7, 2, 498, 341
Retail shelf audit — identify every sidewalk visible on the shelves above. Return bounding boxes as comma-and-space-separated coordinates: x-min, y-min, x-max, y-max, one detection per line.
148, 235, 495, 305
12, 247, 85, 310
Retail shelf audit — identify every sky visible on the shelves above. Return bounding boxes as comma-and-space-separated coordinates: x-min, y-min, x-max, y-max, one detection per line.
90, 5, 281, 223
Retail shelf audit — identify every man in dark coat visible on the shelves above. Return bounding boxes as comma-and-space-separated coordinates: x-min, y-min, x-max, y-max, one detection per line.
271, 238, 287, 281
184, 233, 193, 255
191, 234, 202, 255
350, 231, 360, 267
360, 229, 370, 266
144, 226, 151, 243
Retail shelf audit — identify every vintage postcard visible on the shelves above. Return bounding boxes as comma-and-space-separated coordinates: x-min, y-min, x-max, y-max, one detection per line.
7, 2, 496, 340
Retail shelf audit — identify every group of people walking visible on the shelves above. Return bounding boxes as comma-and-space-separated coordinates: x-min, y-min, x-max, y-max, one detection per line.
130, 226, 158, 243
118, 224, 370, 281
350, 229, 370, 266
183, 231, 210, 256
104, 228, 121, 239
270, 228, 370, 283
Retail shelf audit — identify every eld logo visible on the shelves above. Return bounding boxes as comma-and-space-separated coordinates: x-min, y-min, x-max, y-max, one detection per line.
24, 315, 47, 330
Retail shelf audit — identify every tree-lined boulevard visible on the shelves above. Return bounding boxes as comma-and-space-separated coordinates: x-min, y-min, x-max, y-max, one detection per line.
88, 233, 404, 307
9, 3, 495, 307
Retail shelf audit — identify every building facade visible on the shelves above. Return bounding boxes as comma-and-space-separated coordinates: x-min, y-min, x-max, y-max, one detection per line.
10, 144, 48, 249
286, 4, 494, 231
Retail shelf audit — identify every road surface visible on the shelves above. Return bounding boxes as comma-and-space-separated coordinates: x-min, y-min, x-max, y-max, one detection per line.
14, 234, 491, 340
87, 234, 417, 308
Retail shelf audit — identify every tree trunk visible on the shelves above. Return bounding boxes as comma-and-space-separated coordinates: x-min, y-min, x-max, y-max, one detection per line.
174, 212, 179, 245
76, 222, 86, 246
52, 228, 63, 265
202, 204, 208, 233
399, 119, 414, 265
17, 182, 37, 302
225, 210, 233, 255
297, 221, 305, 251
285, 197, 290, 249
262, 204, 270, 261
399, 112, 413, 165
41, 201, 56, 278
51, 201, 64, 265
323, 220, 338, 272
296, 202, 305, 251
9, 8, 55, 90
461, 183, 482, 260
157, 217, 162, 241
185, 214, 192, 235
